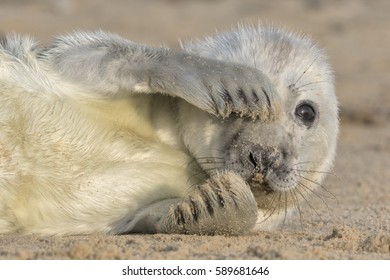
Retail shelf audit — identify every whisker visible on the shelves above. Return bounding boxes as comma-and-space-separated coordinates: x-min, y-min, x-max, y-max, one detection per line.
271, 192, 282, 222
185, 167, 217, 186
196, 167, 218, 176
193, 161, 225, 166
297, 180, 331, 213
262, 191, 278, 216
187, 157, 225, 168
295, 187, 323, 222
298, 175, 337, 200
186, 158, 199, 167
257, 192, 279, 225
289, 189, 304, 228
195, 156, 225, 160
293, 57, 318, 86
195, 159, 225, 164
295, 169, 339, 178
275, 192, 283, 217
294, 88, 322, 94
292, 161, 317, 167
283, 191, 288, 224
296, 80, 329, 89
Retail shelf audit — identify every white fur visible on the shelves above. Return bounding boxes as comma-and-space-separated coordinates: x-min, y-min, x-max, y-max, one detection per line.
0, 26, 338, 235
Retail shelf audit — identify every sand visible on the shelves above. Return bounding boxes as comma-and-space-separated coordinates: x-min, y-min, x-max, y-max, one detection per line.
0, 0, 389, 260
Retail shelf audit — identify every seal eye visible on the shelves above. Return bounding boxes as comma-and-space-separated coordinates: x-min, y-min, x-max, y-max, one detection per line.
295, 103, 316, 124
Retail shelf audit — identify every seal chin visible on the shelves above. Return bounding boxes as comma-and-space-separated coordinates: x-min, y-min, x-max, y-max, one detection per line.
249, 180, 274, 195
247, 167, 300, 216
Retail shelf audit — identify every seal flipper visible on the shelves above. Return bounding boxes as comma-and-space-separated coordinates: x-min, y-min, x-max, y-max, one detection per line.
129, 172, 257, 235
38, 31, 277, 119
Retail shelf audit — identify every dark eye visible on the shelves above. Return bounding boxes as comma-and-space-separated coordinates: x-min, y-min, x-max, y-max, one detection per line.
295, 103, 316, 124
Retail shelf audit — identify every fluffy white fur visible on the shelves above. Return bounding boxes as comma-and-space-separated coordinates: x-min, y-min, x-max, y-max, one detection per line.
0, 26, 338, 235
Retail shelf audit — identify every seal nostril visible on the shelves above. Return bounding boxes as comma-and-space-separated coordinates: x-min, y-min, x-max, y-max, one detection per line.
248, 152, 258, 169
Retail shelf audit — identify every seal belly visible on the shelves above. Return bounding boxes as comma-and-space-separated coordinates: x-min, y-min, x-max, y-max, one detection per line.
0, 89, 194, 233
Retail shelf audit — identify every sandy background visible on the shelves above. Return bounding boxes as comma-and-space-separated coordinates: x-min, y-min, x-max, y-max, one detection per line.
0, 0, 389, 259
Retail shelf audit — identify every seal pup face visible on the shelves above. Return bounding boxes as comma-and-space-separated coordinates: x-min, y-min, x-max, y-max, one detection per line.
179, 26, 339, 228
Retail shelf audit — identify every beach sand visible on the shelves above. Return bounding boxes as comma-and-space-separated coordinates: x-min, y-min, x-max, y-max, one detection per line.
0, 0, 389, 259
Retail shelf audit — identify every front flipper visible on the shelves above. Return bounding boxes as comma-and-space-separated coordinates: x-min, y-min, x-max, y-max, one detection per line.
131, 172, 257, 235
39, 31, 278, 119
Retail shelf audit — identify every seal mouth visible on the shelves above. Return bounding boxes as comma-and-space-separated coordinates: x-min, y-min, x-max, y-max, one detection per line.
248, 172, 274, 194
248, 173, 276, 210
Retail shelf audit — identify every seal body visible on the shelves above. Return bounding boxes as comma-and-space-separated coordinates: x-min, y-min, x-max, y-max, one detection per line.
0, 26, 338, 235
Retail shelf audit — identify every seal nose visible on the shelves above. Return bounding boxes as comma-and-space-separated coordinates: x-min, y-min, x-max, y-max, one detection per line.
247, 146, 285, 176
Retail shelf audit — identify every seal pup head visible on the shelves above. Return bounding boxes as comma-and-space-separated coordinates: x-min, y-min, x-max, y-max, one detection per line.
179, 25, 339, 229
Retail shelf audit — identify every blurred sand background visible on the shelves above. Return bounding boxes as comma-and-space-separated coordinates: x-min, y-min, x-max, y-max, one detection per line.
0, 0, 389, 259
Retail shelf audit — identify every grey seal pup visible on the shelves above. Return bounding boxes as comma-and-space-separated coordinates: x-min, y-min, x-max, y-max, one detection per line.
0, 25, 338, 235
